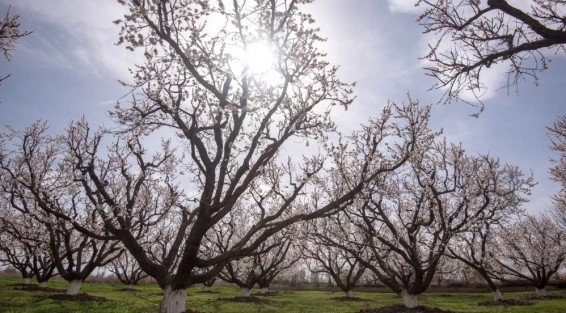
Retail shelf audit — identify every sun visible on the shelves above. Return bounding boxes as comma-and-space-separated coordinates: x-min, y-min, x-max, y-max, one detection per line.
243, 40, 276, 76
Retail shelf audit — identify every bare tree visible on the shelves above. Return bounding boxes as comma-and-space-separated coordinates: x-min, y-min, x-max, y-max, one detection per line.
548, 115, 566, 230
493, 214, 566, 297
447, 222, 510, 301
108, 249, 149, 290
418, 0, 566, 108
0, 6, 31, 85
304, 214, 366, 298
0, 122, 123, 295
0, 206, 57, 288
333, 140, 532, 308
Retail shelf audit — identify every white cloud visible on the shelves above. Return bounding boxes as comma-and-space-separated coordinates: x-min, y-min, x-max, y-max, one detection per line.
387, 0, 422, 14
7, 0, 139, 80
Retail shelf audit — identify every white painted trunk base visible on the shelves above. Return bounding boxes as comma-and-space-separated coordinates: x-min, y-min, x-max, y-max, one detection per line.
203, 286, 210, 292
241, 287, 251, 297
126, 284, 134, 290
66, 280, 83, 295
22, 278, 31, 285
345, 290, 353, 298
491, 289, 503, 301
401, 291, 418, 309
160, 287, 187, 313
535, 288, 548, 297
260, 287, 269, 294
38, 281, 48, 288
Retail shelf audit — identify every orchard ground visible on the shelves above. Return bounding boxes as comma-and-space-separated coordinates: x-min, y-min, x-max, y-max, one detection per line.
1, 278, 566, 313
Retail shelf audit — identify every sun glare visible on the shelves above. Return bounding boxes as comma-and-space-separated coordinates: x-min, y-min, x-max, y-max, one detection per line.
244, 41, 276, 76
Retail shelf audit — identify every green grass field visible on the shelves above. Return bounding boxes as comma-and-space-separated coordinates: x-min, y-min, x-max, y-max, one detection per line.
0, 278, 565, 313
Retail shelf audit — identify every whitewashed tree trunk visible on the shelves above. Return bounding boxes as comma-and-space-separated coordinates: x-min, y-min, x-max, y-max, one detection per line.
260, 287, 269, 294
535, 287, 548, 297
160, 286, 187, 313
126, 284, 134, 290
345, 290, 353, 298
401, 291, 418, 309
491, 289, 503, 301
66, 280, 83, 295
38, 281, 48, 288
203, 286, 210, 292
22, 278, 31, 285
240, 287, 251, 297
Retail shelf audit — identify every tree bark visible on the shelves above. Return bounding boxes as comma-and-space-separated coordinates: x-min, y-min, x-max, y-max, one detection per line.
160, 286, 187, 313
38, 281, 48, 288
535, 287, 548, 297
491, 289, 503, 301
345, 290, 353, 298
240, 287, 251, 297
401, 291, 418, 309
66, 280, 83, 295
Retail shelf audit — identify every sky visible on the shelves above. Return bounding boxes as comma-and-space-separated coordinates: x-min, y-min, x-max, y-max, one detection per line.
1, 0, 565, 214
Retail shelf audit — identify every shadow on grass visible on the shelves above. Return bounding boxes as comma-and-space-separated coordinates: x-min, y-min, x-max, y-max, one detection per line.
478, 299, 533, 306
218, 296, 272, 304
358, 304, 456, 313
48, 293, 108, 302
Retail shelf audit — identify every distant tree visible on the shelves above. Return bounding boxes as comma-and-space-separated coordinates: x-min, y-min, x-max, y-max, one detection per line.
418, 0, 566, 108
0, 122, 123, 295
304, 214, 366, 298
493, 214, 566, 297
548, 115, 566, 230
0, 6, 31, 84
338, 141, 532, 308
202, 278, 216, 292
108, 249, 149, 290
0, 206, 56, 288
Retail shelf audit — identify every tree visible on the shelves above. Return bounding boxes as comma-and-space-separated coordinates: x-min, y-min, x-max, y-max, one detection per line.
418, 0, 566, 107
0, 122, 123, 295
337, 140, 532, 308
493, 214, 566, 297
447, 222, 510, 301
303, 214, 366, 298
0, 206, 57, 288
548, 115, 566, 230
108, 249, 149, 290
38, 0, 436, 312
0, 6, 31, 85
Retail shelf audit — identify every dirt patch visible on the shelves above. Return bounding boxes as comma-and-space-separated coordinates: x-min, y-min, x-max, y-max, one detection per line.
48, 293, 108, 302
13, 285, 64, 293
358, 305, 456, 313
332, 296, 366, 301
219, 296, 272, 304
478, 299, 533, 306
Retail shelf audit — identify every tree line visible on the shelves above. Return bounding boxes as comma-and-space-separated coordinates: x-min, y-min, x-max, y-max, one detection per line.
1, 1, 565, 313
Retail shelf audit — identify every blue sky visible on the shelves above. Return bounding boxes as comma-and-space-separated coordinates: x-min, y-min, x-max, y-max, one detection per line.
1, 0, 565, 214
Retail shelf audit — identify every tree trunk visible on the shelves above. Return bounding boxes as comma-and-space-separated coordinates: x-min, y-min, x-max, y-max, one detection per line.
260, 287, 269, 294
66, 280, 83, 295
535, 287, 548, 297
126, 284, 134, 290
38, 281, 48, 288
203, 285, 210, 292
240, 287, 251, 297
491, 289, 503, 301
345, 290, 353, 298
160, 286, 187, 313
401, 291, 418, 309
22, 278, 31, 285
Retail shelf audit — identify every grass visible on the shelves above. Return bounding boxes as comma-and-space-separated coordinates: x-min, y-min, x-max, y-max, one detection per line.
0, 278, 565, 313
